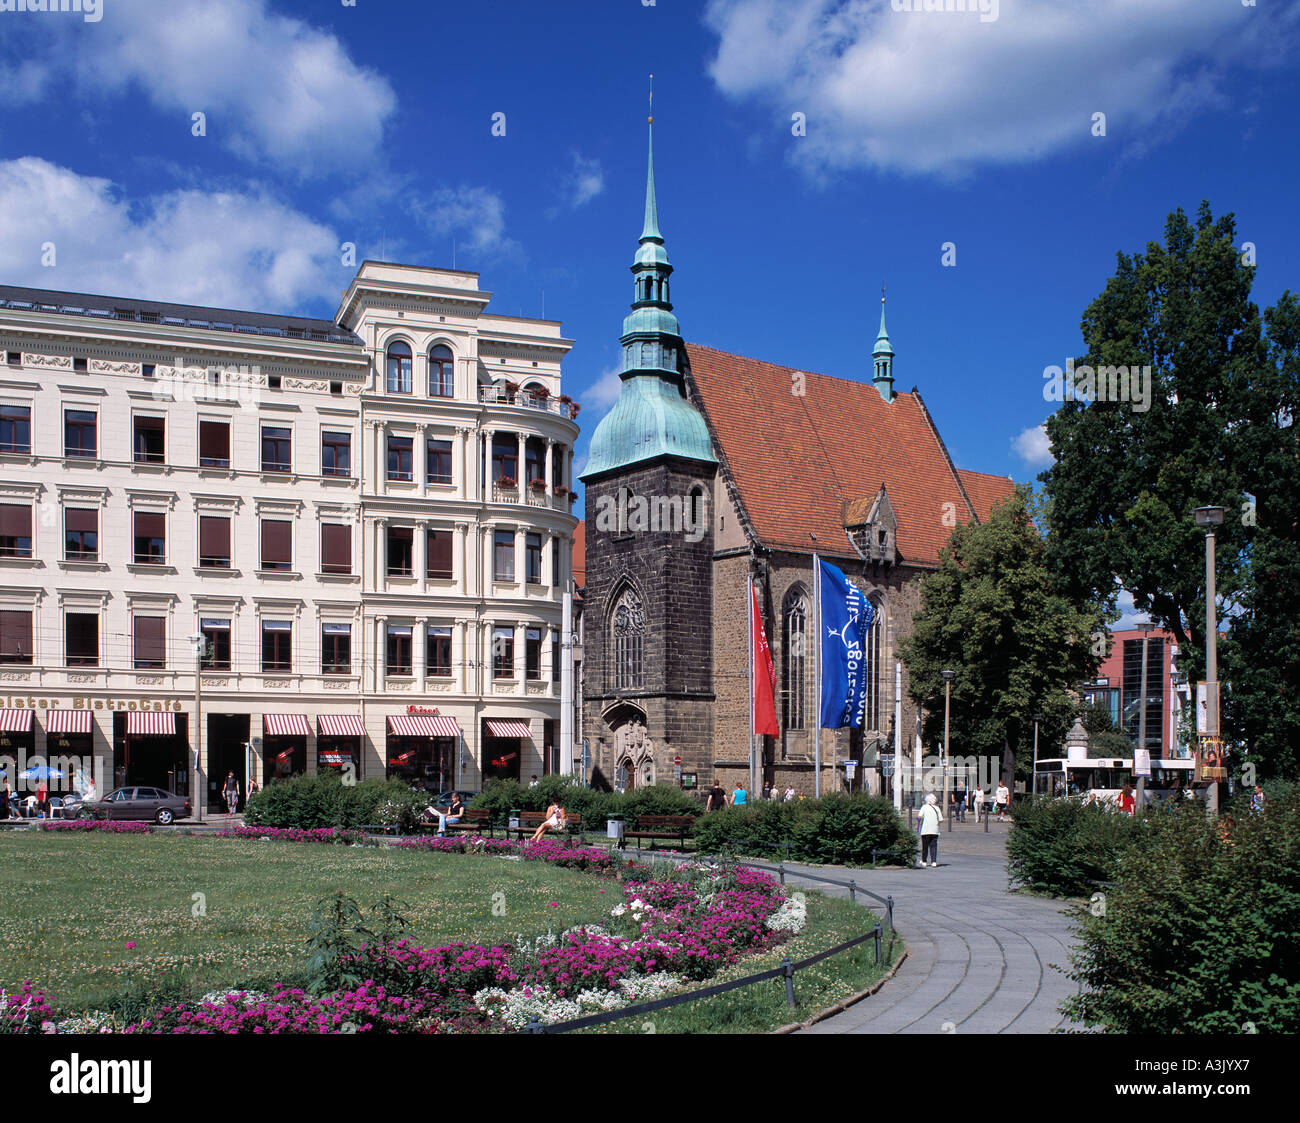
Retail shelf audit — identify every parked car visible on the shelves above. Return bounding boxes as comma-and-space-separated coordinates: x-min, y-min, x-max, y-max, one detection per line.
434, 789, 478, 810
80, 787, 192, 825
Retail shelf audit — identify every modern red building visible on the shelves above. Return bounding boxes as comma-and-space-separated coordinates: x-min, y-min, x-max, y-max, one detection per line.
1081, 628, 1188, 758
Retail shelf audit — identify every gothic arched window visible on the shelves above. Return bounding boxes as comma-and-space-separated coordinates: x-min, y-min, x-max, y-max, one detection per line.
611, 587, 646, 691
782, 586, 809, 730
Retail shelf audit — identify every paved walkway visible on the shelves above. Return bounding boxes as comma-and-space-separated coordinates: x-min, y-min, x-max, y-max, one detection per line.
779, 820, 1083, 1034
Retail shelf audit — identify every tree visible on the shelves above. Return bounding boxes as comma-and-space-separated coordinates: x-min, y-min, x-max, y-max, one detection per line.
898, 485, 1110, 781
1079, 698, 1134, 759
1041, 202, 1300, 778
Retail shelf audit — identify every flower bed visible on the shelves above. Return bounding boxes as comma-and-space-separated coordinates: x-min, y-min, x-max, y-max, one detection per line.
214, 825, 365, 845
39, 821, 153, 835
0, 983, 56, 1033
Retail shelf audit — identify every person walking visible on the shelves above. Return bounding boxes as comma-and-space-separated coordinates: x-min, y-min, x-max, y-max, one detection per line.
1250, 785, 1266, 814
973, 785, 985, 822
994, 780, 1011, 822
223, 771, 239, 816
784, 786, 796, 802
706, 779, 729, 812
731, 781, 748, 807
917, 793, 943, 867
1117, 783, 1135, 816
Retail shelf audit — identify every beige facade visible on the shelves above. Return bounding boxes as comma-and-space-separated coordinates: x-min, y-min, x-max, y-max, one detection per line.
0, 262, 579, 813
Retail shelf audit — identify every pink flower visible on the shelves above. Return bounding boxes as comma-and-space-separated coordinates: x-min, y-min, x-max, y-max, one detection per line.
125, 942, 136, 949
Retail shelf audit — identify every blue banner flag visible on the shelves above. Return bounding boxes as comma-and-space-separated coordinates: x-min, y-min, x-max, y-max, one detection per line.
818, 559, 876, 729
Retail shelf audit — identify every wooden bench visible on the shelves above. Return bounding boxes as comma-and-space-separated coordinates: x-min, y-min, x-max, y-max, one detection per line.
505, 810, 582, 841
623, 815, 694, 851
444, 808, 495, 838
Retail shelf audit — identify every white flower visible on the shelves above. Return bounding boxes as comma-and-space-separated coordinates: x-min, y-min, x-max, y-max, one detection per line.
764, 894, 808, 934
617, 972, 682, 1000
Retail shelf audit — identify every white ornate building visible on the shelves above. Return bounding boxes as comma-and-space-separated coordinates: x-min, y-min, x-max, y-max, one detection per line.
0, 262, 579, 812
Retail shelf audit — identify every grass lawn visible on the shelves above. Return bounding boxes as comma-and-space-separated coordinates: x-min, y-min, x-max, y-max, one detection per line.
0, 833, 902, 1033
0, 833, 613, 1012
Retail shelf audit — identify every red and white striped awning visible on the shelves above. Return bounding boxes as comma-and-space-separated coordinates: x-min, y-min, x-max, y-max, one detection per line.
0, 709, 33, 733
264, 714, 310, 737
126, 711, 176, 737
429, 715, 462, 738
486, 720, 533, 739
387, 714, 436, 738
318, 714, 365, 738
46, 710, 92, 734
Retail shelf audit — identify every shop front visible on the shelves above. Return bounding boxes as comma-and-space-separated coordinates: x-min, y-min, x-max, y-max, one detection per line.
482, 719, 533, 784
113, 710, 190, 795
317, 714, 366, 778
207, 714, 250, 811
44, 709, 97, 795
0, 708, 35, 797
385, 712, 462, 794
263, 714, 309, 786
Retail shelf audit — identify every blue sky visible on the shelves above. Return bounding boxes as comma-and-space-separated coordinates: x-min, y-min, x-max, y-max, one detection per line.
2, 0, 1297, 545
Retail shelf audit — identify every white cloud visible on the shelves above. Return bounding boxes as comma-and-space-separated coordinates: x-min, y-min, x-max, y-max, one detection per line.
1012, 422, 1052, 469
1113, 590, 1151, 632
1, 0, 396, 176
0, 157, 342, 311
582, 367, 624, 413
704, 0, 1295, 178
411, 185, 520, 259
564, 153, 605, 210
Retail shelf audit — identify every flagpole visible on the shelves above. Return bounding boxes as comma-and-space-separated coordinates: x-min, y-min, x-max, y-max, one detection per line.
813, 553, 821, 799
747, 573, 757, 799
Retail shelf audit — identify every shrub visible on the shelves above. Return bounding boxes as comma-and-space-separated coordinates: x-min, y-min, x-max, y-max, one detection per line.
694, 794, 913, 866
1006, 796, 1142, 897
243, 773, 426, 832
467, 779, 686, 830
1063, 790, 1300, 1032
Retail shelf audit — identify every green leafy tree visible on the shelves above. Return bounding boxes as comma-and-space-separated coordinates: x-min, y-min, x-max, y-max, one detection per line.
898, 485, 1110, 780
1042, 202, 1300, 778
1079, 698, 1134, 758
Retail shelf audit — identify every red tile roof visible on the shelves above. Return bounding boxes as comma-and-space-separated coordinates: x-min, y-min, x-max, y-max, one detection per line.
684, 343, 1014, 567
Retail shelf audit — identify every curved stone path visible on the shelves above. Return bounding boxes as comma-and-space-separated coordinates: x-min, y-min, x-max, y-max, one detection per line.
782, 821, 1083, 1034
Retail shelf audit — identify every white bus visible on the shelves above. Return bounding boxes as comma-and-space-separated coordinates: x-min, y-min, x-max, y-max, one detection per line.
1032, 757, 1197, 805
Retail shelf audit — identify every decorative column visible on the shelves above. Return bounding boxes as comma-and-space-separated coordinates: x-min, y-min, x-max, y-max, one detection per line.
483, 428, 495, 497
374, 421, 388, 497
515, 526, 526, 586
415, 615, 428, 689
515, 620, 528, 692
482, 525, 493, 593
373, 518, 386, 594
544, 438, 554, 494
455, 522, 470, 596
516, 432, 526, 493
542, 530, 555, 588
416, 520, 429, 592
456, 619, 469, 695
456, 427, 472, 497
374, 614, 388, 694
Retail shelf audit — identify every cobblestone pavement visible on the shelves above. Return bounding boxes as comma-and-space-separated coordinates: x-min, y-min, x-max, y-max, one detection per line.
778, 819, 1083, 1035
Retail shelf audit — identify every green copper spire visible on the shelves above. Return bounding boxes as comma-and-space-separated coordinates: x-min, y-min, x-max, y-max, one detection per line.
873, 285, 895, 402
582, 92, 716, 481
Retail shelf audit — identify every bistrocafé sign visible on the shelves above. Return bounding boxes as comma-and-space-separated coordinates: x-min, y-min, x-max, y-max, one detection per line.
0, 696, 184, 713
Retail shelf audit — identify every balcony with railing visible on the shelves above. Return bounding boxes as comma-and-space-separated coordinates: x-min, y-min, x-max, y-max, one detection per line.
478, 384, 580, 420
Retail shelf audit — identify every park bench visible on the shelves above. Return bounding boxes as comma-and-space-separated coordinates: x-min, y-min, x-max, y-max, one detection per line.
445, 808, 495, 838
623, 815, 694, 851
505, 810, 582, 841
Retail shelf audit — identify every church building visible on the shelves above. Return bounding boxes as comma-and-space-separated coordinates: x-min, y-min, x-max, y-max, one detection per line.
579, 117, 1014, 796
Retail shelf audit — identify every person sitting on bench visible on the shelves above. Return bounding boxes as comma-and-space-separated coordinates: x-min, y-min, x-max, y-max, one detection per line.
434, 792, 465, 837
530, 800, 565, 842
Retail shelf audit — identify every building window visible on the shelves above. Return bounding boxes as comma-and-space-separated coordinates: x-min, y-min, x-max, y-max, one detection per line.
429, 344, 454, 397
64, 507, 98, 561
133, 511, 166, 565
64, 409, 97, 458
525, 439, 543, 487
1123, 637, 1165, 753
259, 519, 292, 571
783, 588, 808, 730
200, 618, 231, 670
427, 529, 453, 580
493, 625, 514, 679
427, 626, 451, 676
426, 438, 452, 484
0, 609, 32, 664
65, 612, 98, 667
552, 628, 562, 684
133, 415, 165, 463
261, 620, 292, 672
0, 404, 31, 453
492, 435, 517, 484
386, 341, 413, 394
199, 516, 232, 568
525, 532, 542, 584
525, 628, 542, 681
199, 420, 230, 468
386, 625, 413, 676
0, 503, 32, 558
261, 425, 291, 473
322, 623, 351, 674
322, 430, 351, 477
386, 526, 413, 577
551, 444, 564, 490
321, 524, 352, 575
493, 530, 515, 582
611, 587, 645, 691
387, 435, 413, 482
133, 615, 165, 670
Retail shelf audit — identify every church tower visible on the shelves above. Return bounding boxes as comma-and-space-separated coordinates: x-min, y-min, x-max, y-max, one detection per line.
872, 291, 895, 402
580, 97, 719, 792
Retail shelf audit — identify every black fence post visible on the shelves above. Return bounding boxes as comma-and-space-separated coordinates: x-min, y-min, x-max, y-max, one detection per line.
782, 957, 797, 1008
948, 806, 953, 832
525, 1016, 545, 1035
873, 924, 882, 965
848, 879, 857, 905
778, 862, 786, 886
886, 895, 894, 932
984, 805, 989, 832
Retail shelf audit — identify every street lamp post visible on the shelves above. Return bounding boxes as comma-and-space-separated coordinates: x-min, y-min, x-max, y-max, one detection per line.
189, 633, 206, 823
941, 670, 954, 819
1032, 713, 1044, 797
1135, 622, 1154, 811
1193, 506, 1227, 813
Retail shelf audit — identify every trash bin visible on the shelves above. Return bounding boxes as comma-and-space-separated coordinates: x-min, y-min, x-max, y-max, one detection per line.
607, 816, 625, 842
508, 809, 521, 830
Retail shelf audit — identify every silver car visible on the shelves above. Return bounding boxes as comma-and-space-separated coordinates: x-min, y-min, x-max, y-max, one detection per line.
81, 787, 192, 825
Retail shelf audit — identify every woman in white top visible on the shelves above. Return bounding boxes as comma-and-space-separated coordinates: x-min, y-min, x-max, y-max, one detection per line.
530, 800, 565, 842
917, 793, 944, 867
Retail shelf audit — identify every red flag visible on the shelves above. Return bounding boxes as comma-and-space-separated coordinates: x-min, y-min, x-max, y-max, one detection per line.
752, 584, 779, 737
